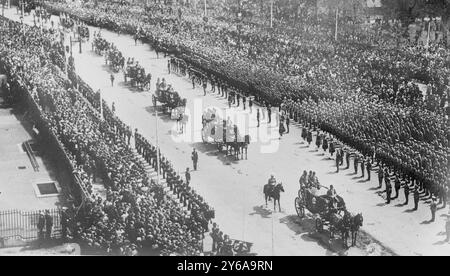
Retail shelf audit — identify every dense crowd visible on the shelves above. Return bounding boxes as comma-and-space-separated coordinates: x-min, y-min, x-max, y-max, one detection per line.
0, 16, 233, 255
40, 1, 449, 192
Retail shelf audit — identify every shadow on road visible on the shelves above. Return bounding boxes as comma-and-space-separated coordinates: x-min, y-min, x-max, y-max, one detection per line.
248, 205, 272, 219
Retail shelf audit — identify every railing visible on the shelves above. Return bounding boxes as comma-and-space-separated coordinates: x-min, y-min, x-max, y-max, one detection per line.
23, 140, 39, 172
0, 209, 61, 248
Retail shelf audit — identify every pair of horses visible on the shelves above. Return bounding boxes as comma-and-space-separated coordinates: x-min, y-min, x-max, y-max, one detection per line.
222, 137, 250, 160
326, 210, 363, 248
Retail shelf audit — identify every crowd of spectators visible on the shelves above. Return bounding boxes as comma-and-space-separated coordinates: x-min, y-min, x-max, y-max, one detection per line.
40, 0, 449, 191
0, 15, 226, 255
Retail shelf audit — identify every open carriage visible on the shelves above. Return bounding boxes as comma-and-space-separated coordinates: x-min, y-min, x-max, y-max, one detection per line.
201, 110, 250, 159
295, 186, 346, 233
152, 85, 186, 116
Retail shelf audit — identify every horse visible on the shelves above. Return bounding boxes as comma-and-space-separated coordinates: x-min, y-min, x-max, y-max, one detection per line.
349, 213, 363, 247
263, 183, 285, 212
328, 210, 351, 248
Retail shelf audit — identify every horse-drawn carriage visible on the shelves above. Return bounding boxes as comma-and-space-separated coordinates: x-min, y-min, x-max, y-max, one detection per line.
201, 109, 250, 160
92, 35, 110, 54
152, 83, 186, 116
77, 25, 90, 41
295, 186, 363, 247
124, 64, 151, 90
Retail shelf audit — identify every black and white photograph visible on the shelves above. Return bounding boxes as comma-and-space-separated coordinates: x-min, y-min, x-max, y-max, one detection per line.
0, 0, 449, 259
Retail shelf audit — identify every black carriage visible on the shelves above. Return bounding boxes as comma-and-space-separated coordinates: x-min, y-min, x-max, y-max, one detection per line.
153, 86, 186, 115
201, 112, 250, 159
294, 186, 346, 233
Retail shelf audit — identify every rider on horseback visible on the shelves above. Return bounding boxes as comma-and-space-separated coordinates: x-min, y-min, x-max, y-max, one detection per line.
268, 174, 277, 189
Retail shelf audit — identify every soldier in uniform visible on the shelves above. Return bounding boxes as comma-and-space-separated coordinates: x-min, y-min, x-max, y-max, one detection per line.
377, 166, 384, 188
365, 158, 371, 180
403, 182, 410, 205
345, 149, 350, 169
256, 109, 260, 127
413, 187, 420, 211
393, 175, 401, 199
386, 182, 392, 204
360, 156, 365, 178
430, 198, 437, 222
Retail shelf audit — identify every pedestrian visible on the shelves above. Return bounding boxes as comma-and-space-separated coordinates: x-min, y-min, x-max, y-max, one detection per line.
377, 166, 384, 188
394, 176, 401, 199
360, 157, 365, 178
345, 149, 350, 169
167, 59, 171, 74
256, 109, 260, 127
386, 183, 392, 204
243, 96, 246, 110
286, 116, 290, 133
267, 104, 272, 124
61, 208, 69, 241
185, 168, 191, 185
413, 188, 420, 211
430, 198, 437, 222
354, 154, 359, 175
45, 210, 53, 241
37, 211, 45, 244
366, 158, 371, 181
191, 149, 198, 170
110, 74, 115, 87
249, 97, 253, 113
236, 93, 240, 107
403, 183, 410, 205
336, 153, 340, 173
192, 75, 195, 89
228, 94, 232, 108
203, 81, 207, 96
278, 122, 285, 138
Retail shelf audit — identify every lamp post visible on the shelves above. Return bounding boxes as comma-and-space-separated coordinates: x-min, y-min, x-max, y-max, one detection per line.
155, 102, 161, 185
270, 0, 273, 28
204, 0, 207, 17
335, 8, 339, 41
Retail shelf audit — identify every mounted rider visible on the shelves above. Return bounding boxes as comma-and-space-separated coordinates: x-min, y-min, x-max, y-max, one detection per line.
267, 174, 277, 189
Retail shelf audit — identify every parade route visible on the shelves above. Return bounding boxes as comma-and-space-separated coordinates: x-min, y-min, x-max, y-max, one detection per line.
4, 7, 450, 256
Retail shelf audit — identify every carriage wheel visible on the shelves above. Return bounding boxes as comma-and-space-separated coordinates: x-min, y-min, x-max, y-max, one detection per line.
315, 218, 324, 233
295, 197, 305, 218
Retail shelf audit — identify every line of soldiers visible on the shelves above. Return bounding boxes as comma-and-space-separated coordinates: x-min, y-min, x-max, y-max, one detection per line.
169, 58, 255, 111
285, 98, 449, 214
134, 130, 214, 229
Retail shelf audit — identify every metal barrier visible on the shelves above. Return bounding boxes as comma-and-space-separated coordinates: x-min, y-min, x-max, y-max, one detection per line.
0, 209, 61, 247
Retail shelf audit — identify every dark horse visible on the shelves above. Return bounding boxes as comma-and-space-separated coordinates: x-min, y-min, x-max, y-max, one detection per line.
328, 210, 351, 247
263, 183, 285, 212
349, 213, 363, 247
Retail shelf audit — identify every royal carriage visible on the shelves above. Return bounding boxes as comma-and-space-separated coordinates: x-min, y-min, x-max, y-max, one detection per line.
294, 185, 363, 247
201, 110, 250, 159
152, 85, 186, 116
295, 185, 346, 233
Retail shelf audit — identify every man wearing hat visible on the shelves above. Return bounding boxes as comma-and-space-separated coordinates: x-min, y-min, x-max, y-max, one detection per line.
430, 198, 437, 222
45, 210, 53, 241
413, 187, 420, 211
37, 211, 45, 244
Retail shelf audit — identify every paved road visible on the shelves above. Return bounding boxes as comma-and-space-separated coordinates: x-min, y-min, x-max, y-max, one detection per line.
5, 7, 450, 255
